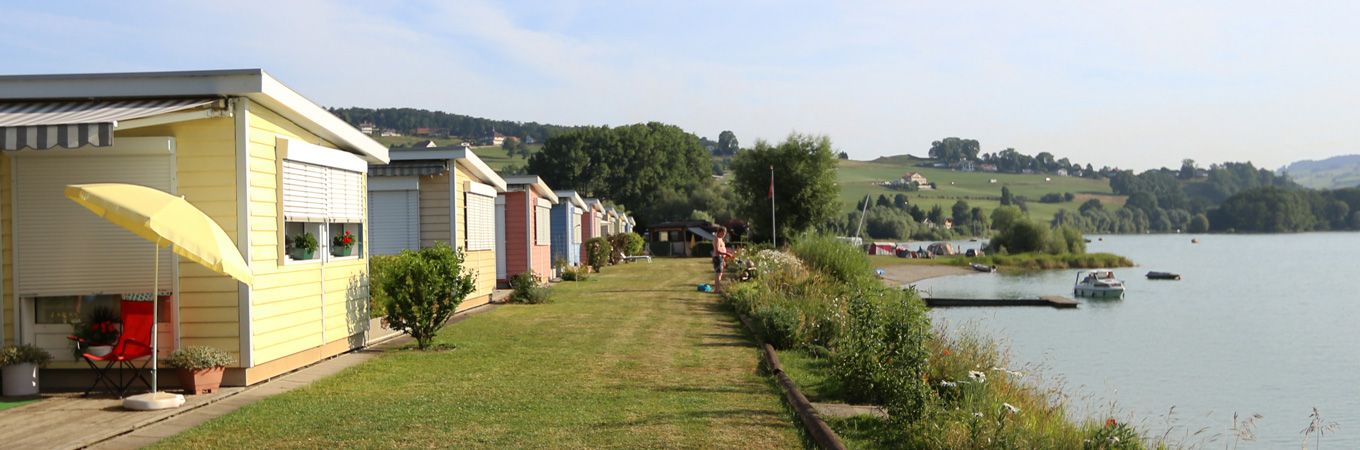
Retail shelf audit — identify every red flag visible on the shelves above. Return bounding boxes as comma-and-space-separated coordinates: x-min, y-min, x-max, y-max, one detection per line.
768, 167, 774, 199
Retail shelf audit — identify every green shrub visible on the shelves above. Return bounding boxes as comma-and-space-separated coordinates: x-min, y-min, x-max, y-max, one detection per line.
372, 242, 477, 349
508, 271, 553, 304
622, 232, 645, 255
649, 241, 672, 257
692, 241, 713, 257
1082, 421, 1142, 450
750, 305, 803, 349
165, 345, 235, 369
0, 344, 52, 368
831, 290, 932, 420
560, 265, 589, 281
790, 235, 874, 286
585, 237, 611, 271
292, 231, 319, 252
368, 254, 401, 317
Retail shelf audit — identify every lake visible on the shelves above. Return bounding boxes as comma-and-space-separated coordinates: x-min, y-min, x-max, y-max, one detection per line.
914, 233, 1360, 449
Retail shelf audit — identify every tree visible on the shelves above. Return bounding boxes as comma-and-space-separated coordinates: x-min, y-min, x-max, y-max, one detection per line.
876, 194, 893, 208
1000, 186, 1014, 206
951, 200, 971, 227
1179, 159, 1197, 180
730, 133, 841, 244
1079, 198, 1104, 213
373, 243, 476, 350
928, 137, 981, 164
528, 123, 710, 229
893, 193, 909, 209
838, 151, 850, 160
718, 130, 739, 155
927, 204, 945, 225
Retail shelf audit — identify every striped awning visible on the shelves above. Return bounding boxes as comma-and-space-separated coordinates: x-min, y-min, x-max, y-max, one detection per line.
0, 98, 215, 151
369, 160, 448, 177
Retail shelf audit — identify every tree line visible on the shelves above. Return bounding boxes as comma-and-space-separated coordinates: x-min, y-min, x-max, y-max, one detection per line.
328, 107, 578, 143
927, 137, 1109, 178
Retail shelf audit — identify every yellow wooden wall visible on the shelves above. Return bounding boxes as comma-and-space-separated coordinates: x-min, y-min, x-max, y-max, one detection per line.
454, 165, 496, 309
119, 117, 244, 362
244, 103, 368, 367
1, 153, 11, 347
418, 171, 451, 248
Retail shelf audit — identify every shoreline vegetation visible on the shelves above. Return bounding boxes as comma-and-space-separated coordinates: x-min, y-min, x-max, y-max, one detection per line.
723, 236, 1146, 449
872, 252, 1135, 285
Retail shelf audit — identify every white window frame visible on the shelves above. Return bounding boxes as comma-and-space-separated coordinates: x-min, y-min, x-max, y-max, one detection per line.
535, 198, 552, 246
278, 137, 367, 264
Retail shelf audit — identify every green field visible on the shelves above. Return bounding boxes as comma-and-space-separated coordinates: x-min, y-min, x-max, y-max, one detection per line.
373, 135, 541, 170
835, 155, 1125, 223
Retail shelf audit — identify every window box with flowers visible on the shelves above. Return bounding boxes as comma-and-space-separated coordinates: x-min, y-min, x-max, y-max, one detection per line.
290, 231, 319, 261
332, 230, 356, 257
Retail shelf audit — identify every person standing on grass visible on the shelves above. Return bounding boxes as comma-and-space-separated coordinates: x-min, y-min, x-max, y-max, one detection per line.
712, 226, 733, 293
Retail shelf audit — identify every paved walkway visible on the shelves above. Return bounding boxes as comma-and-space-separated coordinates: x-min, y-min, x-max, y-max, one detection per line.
0, 299, 503, 450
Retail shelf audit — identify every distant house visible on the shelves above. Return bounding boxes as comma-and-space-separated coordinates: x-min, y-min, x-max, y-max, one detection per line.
415, 127, 449, 137
980, 164, 998, 173
958, 160, 976, 172
1022, 169, 1034, 175
1056, 168, 1068, 176
480, 130, 507, 146
496, 176, 559, 286
525, 136, 537, 144
359, 122, 376, 135
380, 128, 401, 137
895, 172, 928, 186
943, 219, 953, 229
410, 139, 438, 148
1071, 169, 1084, 177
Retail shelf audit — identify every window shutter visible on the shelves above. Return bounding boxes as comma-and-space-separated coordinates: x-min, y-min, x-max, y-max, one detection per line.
573, 210, 582, 242
282, 160, 327, 222
368, 190, 419, 255
536, 205, 551, 246
329, 168, 364, 223
465, 182, 496, 251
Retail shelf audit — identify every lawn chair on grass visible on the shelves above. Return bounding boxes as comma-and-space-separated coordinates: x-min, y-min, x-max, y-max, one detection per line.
70, 298, 155, 398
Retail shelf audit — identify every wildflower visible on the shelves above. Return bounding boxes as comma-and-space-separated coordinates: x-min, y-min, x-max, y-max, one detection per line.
1003, 403, 1020, 414
968, 370, 986, 382
1107, 436, 1120, 443
991, 366, 1007, 372
1106, 418, 1117, 427
944, 349, 950, 355
1008, 370, 1024, 378
939, 381, 956, 388
971, 412, 984, 417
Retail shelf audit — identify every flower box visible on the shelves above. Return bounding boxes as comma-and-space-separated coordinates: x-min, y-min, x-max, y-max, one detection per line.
332, 246, 353, 257
290, 247, 315, 260
176, 366, 225, 395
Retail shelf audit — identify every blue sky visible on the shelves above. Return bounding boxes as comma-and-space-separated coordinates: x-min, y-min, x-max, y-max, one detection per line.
3, 0, 1357, 171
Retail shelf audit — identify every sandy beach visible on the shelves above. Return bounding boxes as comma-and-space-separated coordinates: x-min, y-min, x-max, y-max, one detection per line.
877, 264, 975, 286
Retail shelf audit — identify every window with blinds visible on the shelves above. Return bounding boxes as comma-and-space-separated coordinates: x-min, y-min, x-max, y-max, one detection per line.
572, 211, 582, 242
282, 159, 366, 260
466, 188, 496, 251
536, 205, 551, 246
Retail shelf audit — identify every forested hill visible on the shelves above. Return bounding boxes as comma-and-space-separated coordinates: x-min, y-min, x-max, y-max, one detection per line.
327, 107, 579, 142
1281, 154, 1360, 189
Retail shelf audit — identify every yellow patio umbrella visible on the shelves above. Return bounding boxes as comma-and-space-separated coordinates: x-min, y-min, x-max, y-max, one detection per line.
65, 183, 254, 410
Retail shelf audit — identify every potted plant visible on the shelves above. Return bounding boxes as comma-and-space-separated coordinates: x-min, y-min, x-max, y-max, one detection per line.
165, 346, 235, 395
332, 230, 356, 257
1, 344, 53, 396
70, 305, 120, 358
291, 231, 318, 260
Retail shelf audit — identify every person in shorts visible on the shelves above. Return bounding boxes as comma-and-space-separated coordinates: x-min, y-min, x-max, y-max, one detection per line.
711, 226, 733, 293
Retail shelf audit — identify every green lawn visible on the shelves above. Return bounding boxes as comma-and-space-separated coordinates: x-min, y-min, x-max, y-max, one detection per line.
836, 157, 1125, 223
0, 398, 39, 412
151, 259, 803, 450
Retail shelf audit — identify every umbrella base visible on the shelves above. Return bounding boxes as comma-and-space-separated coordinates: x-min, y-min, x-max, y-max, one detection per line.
123, 391, 185, 411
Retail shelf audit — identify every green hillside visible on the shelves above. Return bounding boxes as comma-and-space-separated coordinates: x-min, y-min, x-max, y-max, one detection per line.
835, 156, 1124, 223
373, 135, 541, 170
1281, 154, 1360, 189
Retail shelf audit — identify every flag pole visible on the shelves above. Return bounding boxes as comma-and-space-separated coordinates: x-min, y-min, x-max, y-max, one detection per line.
770, 165, 776, 247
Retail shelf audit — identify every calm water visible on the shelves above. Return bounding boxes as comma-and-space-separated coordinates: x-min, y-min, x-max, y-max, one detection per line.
914, 233, 1360, 449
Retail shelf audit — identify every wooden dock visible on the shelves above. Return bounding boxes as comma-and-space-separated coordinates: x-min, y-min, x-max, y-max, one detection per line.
924, 295, 1078, 309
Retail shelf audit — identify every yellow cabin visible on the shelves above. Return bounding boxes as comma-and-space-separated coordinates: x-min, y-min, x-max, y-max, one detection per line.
366, 145, 506, 309
0, 69, 390, 387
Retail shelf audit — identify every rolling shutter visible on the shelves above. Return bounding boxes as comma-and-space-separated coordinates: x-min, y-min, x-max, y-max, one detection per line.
282, 160, 327, 222
330, 169, 364, 223
368, 190, 419, 255
535, 200, 551, 246
15, 154, 174, 297
572, 209, 582, 242
465, 181, 496, 251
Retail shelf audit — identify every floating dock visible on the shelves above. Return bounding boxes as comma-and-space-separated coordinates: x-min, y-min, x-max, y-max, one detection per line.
924, 295, 1078, 309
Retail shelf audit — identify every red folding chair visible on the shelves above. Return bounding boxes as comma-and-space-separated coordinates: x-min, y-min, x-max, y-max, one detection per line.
73, 299, 154, 398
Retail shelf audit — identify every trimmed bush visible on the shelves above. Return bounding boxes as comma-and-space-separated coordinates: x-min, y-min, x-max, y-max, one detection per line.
165, 346, 235, 369
622, 232, 645, 255
585, 237, 611, 271
371, 242, 476, 349
508, 271, 552, 304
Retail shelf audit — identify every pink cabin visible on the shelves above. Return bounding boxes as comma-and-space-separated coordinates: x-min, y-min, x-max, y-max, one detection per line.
580, 198, 606, 263
496, 176, 559, 285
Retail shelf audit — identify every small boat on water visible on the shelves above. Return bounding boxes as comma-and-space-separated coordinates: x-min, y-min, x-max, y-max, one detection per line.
1146, 271, 1181, 280
1074, 270, 1125, 297
969, 262, 997, 273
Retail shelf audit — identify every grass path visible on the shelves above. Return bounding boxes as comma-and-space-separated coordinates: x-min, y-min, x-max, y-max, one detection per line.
151, 259, 803, 449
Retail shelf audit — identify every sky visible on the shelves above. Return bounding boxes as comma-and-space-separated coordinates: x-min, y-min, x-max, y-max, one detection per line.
3, 0, 1358, 171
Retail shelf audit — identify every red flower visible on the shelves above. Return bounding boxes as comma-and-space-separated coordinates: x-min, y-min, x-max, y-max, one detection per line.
343, 236, 353, 245
1106, 418, 1117, 427
944, 349, 950, 355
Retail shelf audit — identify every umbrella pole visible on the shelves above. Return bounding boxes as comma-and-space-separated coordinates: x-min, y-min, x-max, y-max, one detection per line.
152, 246, 158, 393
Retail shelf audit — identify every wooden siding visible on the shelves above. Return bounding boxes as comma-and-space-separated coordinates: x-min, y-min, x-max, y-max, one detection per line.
1, 153, 10, 347
500, 191, 528, 282
115, 117, 246, 362
244, 103, 368, 368
580, 210, 597, 264
528, 192, 552, 280
417, 171, 451, 248
453, 166, 496, 307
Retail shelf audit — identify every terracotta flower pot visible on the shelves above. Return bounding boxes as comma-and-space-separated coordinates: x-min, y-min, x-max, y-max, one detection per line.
176, 366, 225, 395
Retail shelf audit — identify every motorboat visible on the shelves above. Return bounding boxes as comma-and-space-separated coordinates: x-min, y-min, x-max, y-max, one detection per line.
1146, 271, 1181, 280
969, 262, 997, 273
1074, 270, 1125, 297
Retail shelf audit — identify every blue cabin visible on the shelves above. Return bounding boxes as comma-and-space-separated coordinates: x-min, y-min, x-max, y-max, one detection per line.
551, 190, 586, 267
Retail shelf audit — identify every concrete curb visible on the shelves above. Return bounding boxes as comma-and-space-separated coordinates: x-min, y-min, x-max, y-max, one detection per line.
737, 313, 848, 450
